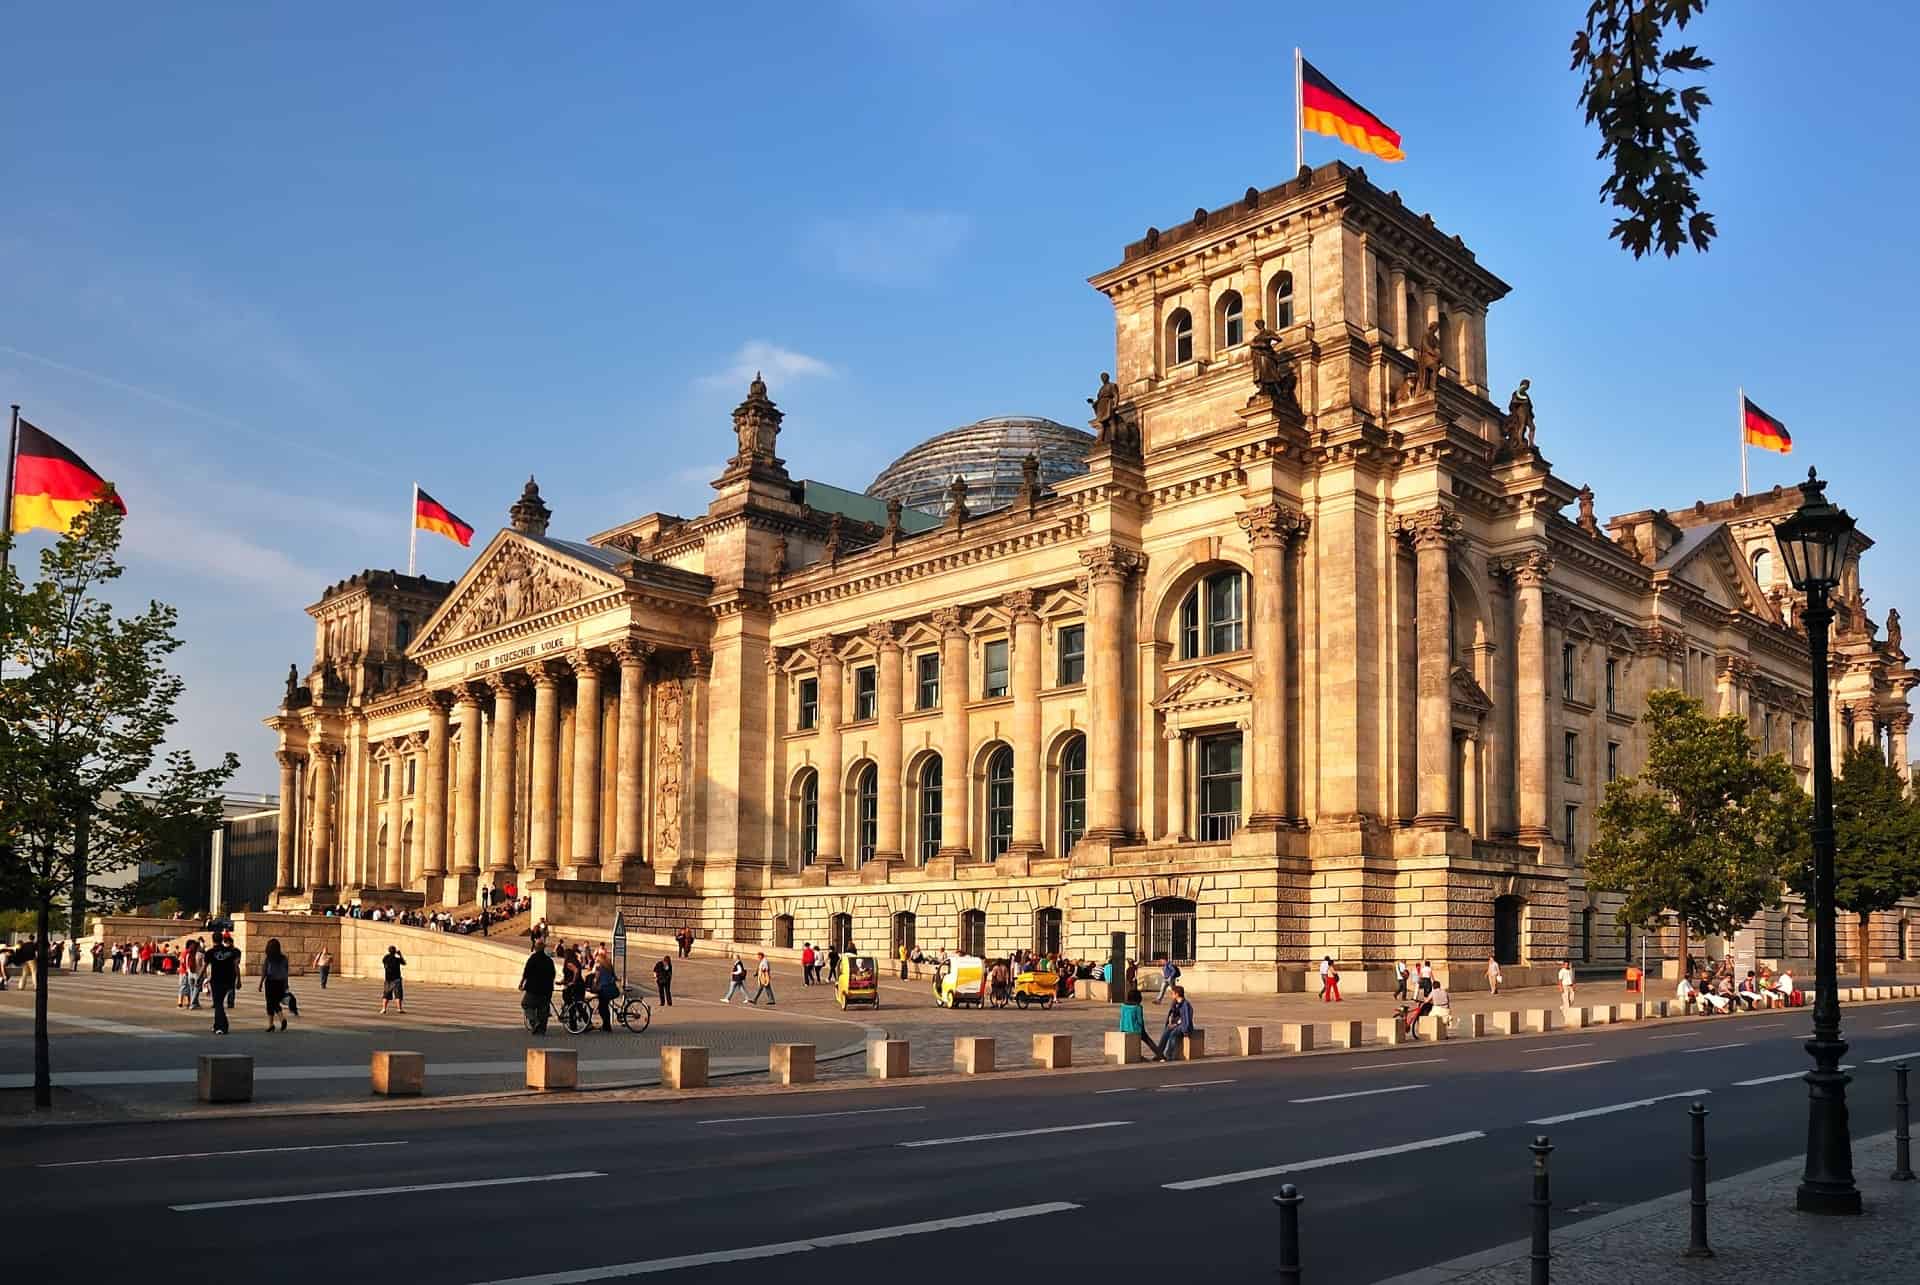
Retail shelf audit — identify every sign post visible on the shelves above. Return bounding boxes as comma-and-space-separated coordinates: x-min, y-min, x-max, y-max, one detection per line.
612, 909, 628, 989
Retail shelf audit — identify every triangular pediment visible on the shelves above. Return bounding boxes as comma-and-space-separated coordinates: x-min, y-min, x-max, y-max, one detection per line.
1451, 664, 1494, 716
1153, 664, 1255, 712
1666, 526, 1773, 620
411, 532, 627, 654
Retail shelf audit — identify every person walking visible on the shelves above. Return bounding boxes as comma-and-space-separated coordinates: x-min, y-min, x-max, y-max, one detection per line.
679, 927, 694, 959
723, 956, 749, 1003
259, 938, 293, 1032
800, 942, 815, 986
1485, 954, 1503, 996
177, 940, 201, 1008
1556, 959, 1576, 1009
520, 940, 555, 1034
379, 946, 407, 1014
750, 952, 776, 1006
1156, 957, 1181, 1003
1417, 959, 1434, 997
16, 937, 39, 992
314, 946, 333, 989
1118, 987, 1164, 1062
1318, 956, 1342, 1003
1393, 958, 1410, 1001
652, 954, 674, 1007
206, 933, 241, 1035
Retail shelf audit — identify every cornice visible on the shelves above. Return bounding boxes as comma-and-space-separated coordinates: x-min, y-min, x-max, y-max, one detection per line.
770, 509, 1090, 612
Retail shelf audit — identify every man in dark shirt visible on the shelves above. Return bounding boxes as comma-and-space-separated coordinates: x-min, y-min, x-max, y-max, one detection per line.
380, 946, 407, 1015
519, 942, 555, 1033
652, 955, 674, 1007
205, 934, 242, 1035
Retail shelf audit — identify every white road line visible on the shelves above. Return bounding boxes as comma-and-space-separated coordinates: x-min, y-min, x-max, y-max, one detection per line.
1156, 1079, 1236, 1091
1289, 1084, 1426, 1105
1877, 1022, 1917, 1031
171, 1171, 602, 1212
1094, 1087, 1139, 1095
1527, 1089, 1710, 1125
1749, 1021, 1784, 1028
1352, 1057, 1446, 1070
698, 1107, 924, 1126
898, 1121, 1130, 1149
1733, 1065, 1853, 1087
42, 1141, 407, 1168
1162, 1130, 1486, 1191
0, 1011, 188, 1039
1649, 1032, 1702, 1041
1868, 1051, 1920, 1064
461, 1202, 1081, 1284
1524, 1042, 1595, 1053
1679, 1042, 1748, 1054
1522, 1060, 1614, 1074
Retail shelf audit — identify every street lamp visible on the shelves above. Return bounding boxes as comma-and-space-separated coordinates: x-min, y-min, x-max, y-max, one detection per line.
1775, 466, 1861, 1215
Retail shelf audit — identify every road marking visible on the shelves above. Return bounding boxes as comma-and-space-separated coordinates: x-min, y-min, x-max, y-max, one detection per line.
1352, 1057, 1445, 1070
460, 1202, 1081, 1283
1522, 1060, 1614, 1074
698, 1107, 924, 1125
0, 1011, 188, 1039
1527, 1089, 1710, 1125
898, 1121, 1130, 1149
1877, 1022, 1917, 1031
1679, 1042, 1748, 1054
1649, 1032, 1702, 1041
171, 1171, 603, 1212
1094, 1087, 1139, 1095
1750, 1021, 1785, 1028
1733, 1065, 1853, 1087
42, 1141, 407, 1168
1156, 1079, 1236, 1091
1162, 1130, 1486, 1191
1524, 1042, 1595, 1053
1868, 1051, 1920, 1064
1289, 1084, 1426, 1105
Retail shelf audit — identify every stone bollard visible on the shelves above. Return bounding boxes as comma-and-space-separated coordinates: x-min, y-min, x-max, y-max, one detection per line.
1842, 988, 1859, 1002
770, 1043, 815, 1085
1235, 1025, 1266, 1056
371, 1050, 425, 1097
1278, 1023, 1311, 1053
526, 1048, 578, 1091
1524, 1008, 1553, 1033
1490, 1010, 1523, 1035
1171, 1029, 1206, 1061
1032, 1033, 1072, 1069
1331, 1020, 1365, 1048
954, 1036, 995, 1075
1103, 1030, 1141, 1065
1565, 1006, 1591, 1030
1588, 1005, 1613, 1026
196, 1054, 253, 1104
1654, 999, 1674, 1018
661, 1045, 708, 1090
1375, 1017, 1408, 1046
1461, 1012, 1487, 1038
1417, 1015, 1449, 1042
1618, 1002, 1642, 1023
868, 1040, 910, 1079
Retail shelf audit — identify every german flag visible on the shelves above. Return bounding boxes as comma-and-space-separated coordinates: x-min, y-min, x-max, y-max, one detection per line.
10, 420, 126, 535
414, 487, 474, 547
1742, 397, 1792, 455
1301, 59, 1405, 163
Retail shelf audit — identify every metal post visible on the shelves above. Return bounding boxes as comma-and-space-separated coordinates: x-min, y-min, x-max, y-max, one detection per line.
1684, 1102, 1714, 1257
1895, 1062, 1915, 1182
1529, 1135, 1553, 1285
1274, 1183, 1302, 1284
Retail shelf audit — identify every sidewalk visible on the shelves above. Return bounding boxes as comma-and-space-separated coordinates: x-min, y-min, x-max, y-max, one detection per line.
1378, 1131, 1918, 1284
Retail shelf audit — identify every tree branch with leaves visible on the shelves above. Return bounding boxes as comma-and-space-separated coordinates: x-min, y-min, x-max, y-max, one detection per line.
1788, 741, 1920, 990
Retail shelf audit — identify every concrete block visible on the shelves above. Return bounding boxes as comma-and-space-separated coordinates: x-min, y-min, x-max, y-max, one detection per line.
196, 1054, 252, 1104
1654, 999, 1673, 1018
1461, 1013, 1487, 1038
1524, 1008, 1553, 1033
1032, 1033, 1072, 1069
1278, 1023, 1313, 1053
1170, 1029, 1206, 1061
371, 1050, 424, 1097
1416, 1015, 1449, 1041
525, 1048, 577, 1091
1375, 1017, 1408, 1046
1842, 987, 1859, 1002
1490, 1010, 1523, 1035
1874, 987, 1891, 1001
953, 1037, 995, 1075
868, 1039, 910, 1079
1104, 1030, 1141, 1065
770, 1043, 815, 1085
1617, 1002, 1642, 1023
1588, 1005, 1613, 1026
1331, 1020, 1365, 1048
1235, 1025, 1266, 1056
661, 1045, 708, 1089
1565, 1006, 1591, 1029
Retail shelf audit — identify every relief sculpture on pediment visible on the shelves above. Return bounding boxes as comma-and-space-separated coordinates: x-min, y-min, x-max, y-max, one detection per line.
454, 547, 588, 639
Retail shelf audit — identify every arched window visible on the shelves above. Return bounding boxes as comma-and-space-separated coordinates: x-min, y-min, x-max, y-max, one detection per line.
1493, 895, 1525, 966
830, 912, 854, 954
959, 908, 987, 957
855, 764, 878, 865
1034, 907, 1064, 956
1167, 308, 1194, 366
1268, 271, 1294, 328
799, 770, 819, 867
1217, 291, 1244, 349
918, 755, 943, 863
1178, 569, 1248, 659
892, 911, 917, 956
772, 914, 794, 949
1752, 547, 1773, 588
986, 746, 1014, 860
1059, 735, 1087, 852
1143, 897, 1197, 963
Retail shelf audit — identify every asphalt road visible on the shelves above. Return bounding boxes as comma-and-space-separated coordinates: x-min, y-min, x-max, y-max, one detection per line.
10, 998, 1920, 1283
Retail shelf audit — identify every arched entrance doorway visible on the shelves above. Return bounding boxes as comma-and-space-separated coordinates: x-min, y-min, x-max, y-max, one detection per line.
1493, 896, 1524, 966
829, 912, 854, 954
959, 908, 987, 957
771, 914, 794, 949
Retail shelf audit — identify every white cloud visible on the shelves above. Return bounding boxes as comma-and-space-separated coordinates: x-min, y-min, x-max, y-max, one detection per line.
698, 340, 836, 390
809, 209, 972, 286
121, 500, 329, 606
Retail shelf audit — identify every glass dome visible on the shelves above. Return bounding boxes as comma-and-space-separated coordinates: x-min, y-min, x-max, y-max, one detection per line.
867, 415, 1094, 517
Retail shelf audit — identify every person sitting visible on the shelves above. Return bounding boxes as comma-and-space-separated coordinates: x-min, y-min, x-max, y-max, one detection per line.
1118, 987, 1164, 1062
1676, 976, 1699, 1014
1700, 977, 1734, 1014
1737, 971, 1764, 1011
1158, 986, 1195, 1060
1776, 970, 1796, 1006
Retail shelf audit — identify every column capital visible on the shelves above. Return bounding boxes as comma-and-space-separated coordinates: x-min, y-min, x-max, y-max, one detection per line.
452, 681, 487, 709
867, 620, 902, 651
609, 638, 654, 668
1396, 506, 1462, 552
687, 648, 710, 679
1237, 504, 1311, 549
1078, 544, 1146, 584
765, 646, 786, 674
529, 658, 568, 688
408, 730, 429, 750
425, 688, 455, 714
1162, 725, 1186, 742
569, 648, 610, 679
805, 635, 841, 668
310, 741, 343, 763
931, 606, 967, 637
1002, 589, 1040, 623
1492, 549, 1554, 588
484, 671, 524, 699
275, 749, 306, 769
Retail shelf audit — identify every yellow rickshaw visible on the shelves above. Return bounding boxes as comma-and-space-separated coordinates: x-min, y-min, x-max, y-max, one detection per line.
933, 954, 986, 1008
1012, 964, 1058, 1009
836, 955, 879, 1009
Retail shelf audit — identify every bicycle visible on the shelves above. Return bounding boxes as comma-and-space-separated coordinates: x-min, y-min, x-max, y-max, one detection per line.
524, 992, 595, 1035
614, 985, 652, 1033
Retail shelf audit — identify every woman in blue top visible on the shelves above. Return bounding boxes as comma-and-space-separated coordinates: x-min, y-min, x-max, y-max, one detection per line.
1117, 987, 1164, 1061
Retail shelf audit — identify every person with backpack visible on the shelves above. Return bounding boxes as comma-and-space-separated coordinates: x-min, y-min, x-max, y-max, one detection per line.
205, 933, 241, 1035
723, 956, 749, 1003
1156, 957, 1181, 1003
258, 938, 293, 1032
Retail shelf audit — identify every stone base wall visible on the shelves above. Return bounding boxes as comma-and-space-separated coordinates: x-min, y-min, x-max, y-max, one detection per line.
92, 915, 208, 946
228, 912, 341, 977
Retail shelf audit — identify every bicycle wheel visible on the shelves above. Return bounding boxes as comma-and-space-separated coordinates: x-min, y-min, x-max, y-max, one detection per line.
620, 997, 652, 1033
563, 1001, 593, 1035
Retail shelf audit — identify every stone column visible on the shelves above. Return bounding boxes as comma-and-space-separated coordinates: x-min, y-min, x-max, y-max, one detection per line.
486, 673, 520, 875
1239, 506, 1303, 826
1241, 258, 1264, 327
810, 637, 844, 865
527, 660, 564, 872
1894, 715, 1911, 785
1080, 546, 1144, 840
1509, 553, 1554, 842
1406, 509, 1460, 827
422, 693, 450, 877
570, 651, 606, 875
309, 744, 338, 892
1007, 591, 1043, 856
870, 623, 904, 863
933, 607, 973, 860
1388, 264, 1408, 347
611, 640, 651, 877
1162, 728, 1188, 841
383, 746, 405, 888
453, 685, 484, 877
274, 750, 301, 892
1189, 277, 1212, 361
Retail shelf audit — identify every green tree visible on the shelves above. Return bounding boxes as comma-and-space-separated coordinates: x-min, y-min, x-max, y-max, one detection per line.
1588, 688, 1803, 958
1570, 0, 1718, 257
1788, 741, 1920, 991
0, 501, 236, 1109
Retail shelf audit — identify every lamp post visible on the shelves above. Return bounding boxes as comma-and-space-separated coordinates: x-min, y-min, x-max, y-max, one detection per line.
1774, 467, 1861, 1215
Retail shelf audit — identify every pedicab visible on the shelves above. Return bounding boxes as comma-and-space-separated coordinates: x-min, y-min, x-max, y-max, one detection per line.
933, 954, 986, 1008
835, 954, 879, 1010
1012, 962, 1058, 1009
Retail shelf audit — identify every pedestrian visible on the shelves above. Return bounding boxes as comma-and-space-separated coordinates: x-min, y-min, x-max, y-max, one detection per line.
723, 956, 749, 1003
1118, 986, 1163, 1061
176, 940, 198, 1008
1485, 953, 1502, 996
652, 954, 674, 1007
259, 938, 293, 1032
1156, 956, 1180, 1003
68, 939, 80, 971
1417, 959, 1434, 997
750, 952, 776, 1006
16, 937, 39, 991
826, 945, 841, 988
206, 933, 241, 1035
520, 940, 555, 1033
1318, 955, 1342, 1003
679, 926, 694, 959
591, 949, 619, 1032
1393, 958, 1410, 1000
1158, 985, 1195, 1060
1427, 980, 1453, 1033
379, 945, 407, 1014
314, 946, 333, 989
800, 942, 815, 986
1556, 959, 1576, 1008
90, 941, 104, 973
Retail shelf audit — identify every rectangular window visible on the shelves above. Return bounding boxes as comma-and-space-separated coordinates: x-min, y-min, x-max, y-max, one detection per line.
381, 762, 391, 800
1562, 644, 1577, 701
1607, 741, 1620, 782
1148, 904, 1198, 964
797, 678, 818, 730
854, 665, 877, 721
916, 653, 940, 710
1208, 572, 1246, 653
1790, 721, 1800, 763
1179, 592, 1201, 659
1564, 731, 1579, 781
1197, 733, 1243, 842
405, 759, 417, 795
1605, 658, 1618, 713
983, 639, 1010, 699
920, 769, 943, 862
1057, 624, 1086, 686
1564, 803, 1578, 852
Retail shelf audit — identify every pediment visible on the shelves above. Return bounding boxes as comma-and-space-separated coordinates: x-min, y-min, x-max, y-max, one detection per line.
411, 533, 626, 654
1668, 527, 1773, 620
1451, 664, 1494, 716
1153, 664, 1255, 712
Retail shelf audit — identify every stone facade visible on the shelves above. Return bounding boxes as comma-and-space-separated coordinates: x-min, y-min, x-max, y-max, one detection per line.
265, 161, 1918, 992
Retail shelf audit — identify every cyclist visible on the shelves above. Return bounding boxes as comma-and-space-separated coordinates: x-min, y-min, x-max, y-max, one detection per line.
520, 940, 555, 1034
591, 949, 619, 1033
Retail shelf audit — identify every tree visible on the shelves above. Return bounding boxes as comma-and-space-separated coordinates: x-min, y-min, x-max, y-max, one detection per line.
1570, 0, 1718, 258
0, 501, 236, 1109
1788, 741, 1920, 991
1588, 688, 1803, 960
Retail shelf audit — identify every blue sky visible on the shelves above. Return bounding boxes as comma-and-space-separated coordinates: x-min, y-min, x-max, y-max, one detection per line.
3, 2, 1915, 792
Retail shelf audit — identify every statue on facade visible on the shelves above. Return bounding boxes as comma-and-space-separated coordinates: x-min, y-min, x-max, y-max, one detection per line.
1089, 372, 1123, 439
823, 514, 843, 563
1502, 379, 1536, 452
770, 536, 788, 577
1887, 607, 1903, 654
883, 496, 903, 540
1249, 319, 1299, 413
1414, 321, 1443, 394
1577, 483, 1598, 533
947, 474, 970, 522
284, 663, 300, 704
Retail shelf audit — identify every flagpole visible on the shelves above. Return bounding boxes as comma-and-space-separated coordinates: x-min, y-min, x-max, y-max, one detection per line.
408, 482, 419, 578
1738, 386, 1748, 497
1294, 47, 1305, 173
3, 404, 18, 587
